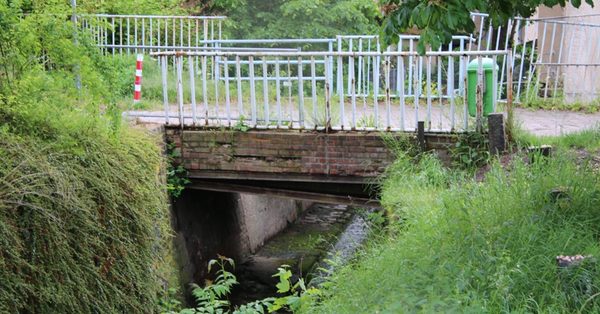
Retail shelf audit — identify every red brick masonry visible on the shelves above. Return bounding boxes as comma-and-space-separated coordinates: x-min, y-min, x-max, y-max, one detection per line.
165, 128, 456, 181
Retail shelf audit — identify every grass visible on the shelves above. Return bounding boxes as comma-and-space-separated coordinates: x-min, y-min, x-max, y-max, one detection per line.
0, 85, 174, 312
514, 123, 600, 151
302, 130, 600, 313
509, 80, 600, 113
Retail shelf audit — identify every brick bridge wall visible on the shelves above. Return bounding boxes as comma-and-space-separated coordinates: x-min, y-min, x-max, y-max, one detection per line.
165, 127, 456, 182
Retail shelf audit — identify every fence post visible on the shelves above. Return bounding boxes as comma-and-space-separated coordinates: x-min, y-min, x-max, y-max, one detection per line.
506, 51, 514, 141
417, 121, 426, 152
488, 113, 506, 155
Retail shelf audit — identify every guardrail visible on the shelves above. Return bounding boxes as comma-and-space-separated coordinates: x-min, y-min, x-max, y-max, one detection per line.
81, 12, 600, 106
142, 50, 511, 132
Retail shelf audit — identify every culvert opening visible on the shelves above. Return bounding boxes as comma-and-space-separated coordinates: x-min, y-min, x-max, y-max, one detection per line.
170, 186, 380, 306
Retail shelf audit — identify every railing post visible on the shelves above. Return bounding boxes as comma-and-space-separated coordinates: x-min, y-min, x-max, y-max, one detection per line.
506, 51, 514, 140
176, 55, 184, 127
297, 56, 305, 129
188, 56, 197, 125
161, 55, 169, 124
249, 56, 257, 127
476, 57, 484, 133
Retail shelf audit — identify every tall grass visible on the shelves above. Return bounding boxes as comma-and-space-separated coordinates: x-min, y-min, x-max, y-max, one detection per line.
0, 89, 173, 312
305, 148, 600, 313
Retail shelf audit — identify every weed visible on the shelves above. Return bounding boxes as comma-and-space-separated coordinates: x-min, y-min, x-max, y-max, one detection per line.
308, 144, 600, 313
450, 131, 490, 170
233, 115, 250, 132
166, 142, 190, 198
166, 257, 321, 314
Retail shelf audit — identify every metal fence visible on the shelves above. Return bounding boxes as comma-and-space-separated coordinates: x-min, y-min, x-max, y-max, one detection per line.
83, 12, 600, 114
78, 14, 226, 55
471, 13, 600, 103
140, 50, 510, 132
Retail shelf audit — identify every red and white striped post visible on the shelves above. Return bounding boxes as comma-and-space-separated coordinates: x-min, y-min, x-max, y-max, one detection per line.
133, 54, 143, 104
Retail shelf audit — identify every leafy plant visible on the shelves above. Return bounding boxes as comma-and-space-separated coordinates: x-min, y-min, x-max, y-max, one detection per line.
381, 0, 594, 54
233, 115, 250, 132
269, 265, 321, 313
187, 256, 239, 314
450, 131, 491, 170
166, 142, 190, 198
159, 288, 184, 313
167, 257, 322, 314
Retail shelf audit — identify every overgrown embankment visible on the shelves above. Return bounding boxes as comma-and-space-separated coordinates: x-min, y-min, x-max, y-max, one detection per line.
0, 101, 171, 312
306, 130, 600, 313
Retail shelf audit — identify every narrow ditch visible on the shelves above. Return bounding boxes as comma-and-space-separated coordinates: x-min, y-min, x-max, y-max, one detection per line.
170, 189, 378, 307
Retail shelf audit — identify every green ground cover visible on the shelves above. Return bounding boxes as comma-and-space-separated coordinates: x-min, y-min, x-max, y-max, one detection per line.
304, 128, 600, 313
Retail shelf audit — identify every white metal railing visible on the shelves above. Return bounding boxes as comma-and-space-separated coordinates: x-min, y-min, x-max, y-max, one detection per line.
141, 50, 510, 132
77, 14, 226, 55
82, 12, 600, 107
471, 13, 600, 103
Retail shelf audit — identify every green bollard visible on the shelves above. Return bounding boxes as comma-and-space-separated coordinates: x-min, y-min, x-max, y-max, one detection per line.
467, 58, 498, 117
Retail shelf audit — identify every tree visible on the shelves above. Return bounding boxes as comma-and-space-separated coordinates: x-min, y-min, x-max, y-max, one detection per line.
381, 0, 595, 53
204, 0, 380, 41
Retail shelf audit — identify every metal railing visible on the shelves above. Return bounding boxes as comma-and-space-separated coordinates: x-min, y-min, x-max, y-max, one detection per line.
78, 14, 226, 55
471, 13, 600, 103
142, 50, 510, 132
82, 12, 600, 107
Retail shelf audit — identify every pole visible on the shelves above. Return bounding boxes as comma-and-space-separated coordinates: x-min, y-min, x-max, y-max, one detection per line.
133, 54, 144, 104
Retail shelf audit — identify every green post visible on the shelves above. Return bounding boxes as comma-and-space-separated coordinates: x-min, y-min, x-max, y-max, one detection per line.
467, 58, 498, 117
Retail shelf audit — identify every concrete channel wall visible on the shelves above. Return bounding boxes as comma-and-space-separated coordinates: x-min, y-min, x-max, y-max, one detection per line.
170, 189, 311, 293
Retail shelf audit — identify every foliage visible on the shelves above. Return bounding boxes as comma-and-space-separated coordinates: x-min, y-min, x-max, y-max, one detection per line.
0, 97, 170, 312
233, 115, 250, 132
450, 131, 491, 170
206, 0, 380, 43
380, 132, 420, 158
514, 123, 600, 151
0, 2, 177, 312
304, 142, 600, 312
78, 0, 183, 15
165, 257, 322, 314
269, 265, 321, 313
381, 0, 595, 54
166, 142, 191, 198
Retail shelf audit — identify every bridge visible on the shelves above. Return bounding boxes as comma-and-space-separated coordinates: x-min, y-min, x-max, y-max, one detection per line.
78, 12, 599, 204
81, 12, 600, 291
165, 127, 456, 206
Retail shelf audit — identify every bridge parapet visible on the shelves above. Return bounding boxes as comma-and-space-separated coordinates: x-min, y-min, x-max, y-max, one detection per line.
166, 127, 456, 184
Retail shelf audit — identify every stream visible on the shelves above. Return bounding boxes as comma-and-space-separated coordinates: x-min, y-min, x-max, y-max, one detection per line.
230, 202, 377, 305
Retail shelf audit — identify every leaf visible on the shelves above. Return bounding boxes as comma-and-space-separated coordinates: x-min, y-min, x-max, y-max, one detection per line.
276, 278, 290, 293
208, 259, 218, 273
